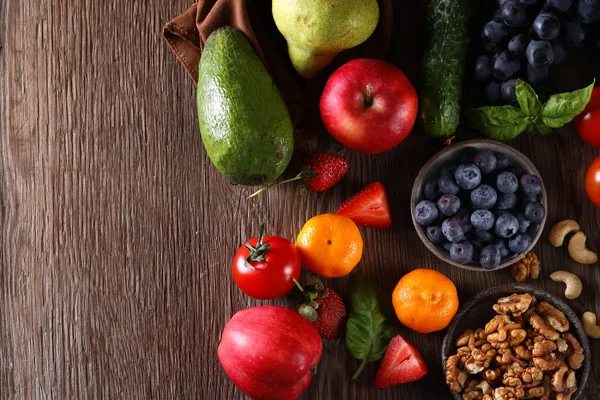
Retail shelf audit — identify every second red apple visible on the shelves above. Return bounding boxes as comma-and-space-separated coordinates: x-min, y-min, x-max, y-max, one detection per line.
320, 58, 418, 154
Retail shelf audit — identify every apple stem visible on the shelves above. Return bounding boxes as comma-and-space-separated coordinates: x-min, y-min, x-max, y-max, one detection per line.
364, 83, 373, 107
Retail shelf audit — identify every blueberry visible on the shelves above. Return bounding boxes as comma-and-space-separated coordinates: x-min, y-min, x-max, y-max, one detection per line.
440, 163, 459, 177
443, 242, 453, 252
450, 241, 475, 264
442, 218, 465, 243
423, 180, 442, 201
516, 213, 531, 233
524, 201, 546, 223
495, 213, 519, 238
497, 171, 519, 193
414, 200, 439, 226
454, 208, 473, 233
508, 233, 532, 253
438, 194, 461, 216
455, 164, 482, 190
521, 194, 539, 210
501, 78, 518, 104
474, 151, 498, 174
480, 245, 502, 269
475, 56, 493, 81
501, 1, 528, 28
426, 225, 446, 244
526, 40, 554, 69
494, 152, 510, 171
471, 185, 498, 209
438, 174, 461, 195
485, 80, 503, 105
492, 239, 512, 258
471, 209, 496, 230
532, 13, 560, 41
497, 193, 518, 210
519, 174, 543, 197
473, 229, 495, 243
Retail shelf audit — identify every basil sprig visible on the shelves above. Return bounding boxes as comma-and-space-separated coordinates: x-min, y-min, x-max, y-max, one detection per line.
345, 273, 394, 380
468, 80, 595, 141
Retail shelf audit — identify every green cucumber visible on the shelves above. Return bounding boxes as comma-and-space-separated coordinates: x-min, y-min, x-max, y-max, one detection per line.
420, 0, 470, 140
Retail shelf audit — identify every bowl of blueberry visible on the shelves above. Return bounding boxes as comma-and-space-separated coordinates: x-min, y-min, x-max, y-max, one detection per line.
411, 140, 547, 271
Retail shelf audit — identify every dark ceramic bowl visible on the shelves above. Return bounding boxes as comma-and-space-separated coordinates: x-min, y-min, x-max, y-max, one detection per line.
441, 284, 590, 400
411, 139, 547, 271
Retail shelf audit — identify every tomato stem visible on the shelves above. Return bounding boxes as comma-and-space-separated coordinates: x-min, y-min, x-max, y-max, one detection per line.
244, 224, 270, 269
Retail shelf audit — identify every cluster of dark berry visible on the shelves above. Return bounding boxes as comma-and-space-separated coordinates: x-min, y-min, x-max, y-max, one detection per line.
476, 0, 600, 105
414, 148, 546, 269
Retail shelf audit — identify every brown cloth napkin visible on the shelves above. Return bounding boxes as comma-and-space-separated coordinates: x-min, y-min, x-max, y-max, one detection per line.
163, 0, 393, 146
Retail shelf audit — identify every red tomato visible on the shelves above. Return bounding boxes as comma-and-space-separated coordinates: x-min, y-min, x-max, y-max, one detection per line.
232, 227, 301, 299
575, 87, 600, 148
586, 156, 600, 208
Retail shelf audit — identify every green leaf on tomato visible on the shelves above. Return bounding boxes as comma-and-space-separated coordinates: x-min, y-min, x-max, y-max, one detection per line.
346, 273, 394, 380
542, 80, 595, 128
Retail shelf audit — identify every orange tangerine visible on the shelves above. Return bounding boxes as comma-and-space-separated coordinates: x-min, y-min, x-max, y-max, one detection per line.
392, 268, 459, 333
296, 213, 363, 278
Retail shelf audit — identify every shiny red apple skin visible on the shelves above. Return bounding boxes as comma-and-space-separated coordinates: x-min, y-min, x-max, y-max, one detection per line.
217, 306, 323, 400
320, 58, 418, 154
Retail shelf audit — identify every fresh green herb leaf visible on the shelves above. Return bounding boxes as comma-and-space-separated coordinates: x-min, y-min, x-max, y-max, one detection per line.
516, 80, 542, 117
533, 120, 553, 136
467, 106, 530, 141
542, 81, 595, 128
345, 273, 394, 380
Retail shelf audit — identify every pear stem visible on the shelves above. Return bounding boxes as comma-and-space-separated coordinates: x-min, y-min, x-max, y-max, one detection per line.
364, 83, 374, 107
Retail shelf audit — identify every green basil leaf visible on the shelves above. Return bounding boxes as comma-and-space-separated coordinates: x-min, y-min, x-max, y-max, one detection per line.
516, 79, 542, 116
541, 81, 595, 128
533, 120, 553, 136
345, 273, 394, 380
467, 106, 531, 141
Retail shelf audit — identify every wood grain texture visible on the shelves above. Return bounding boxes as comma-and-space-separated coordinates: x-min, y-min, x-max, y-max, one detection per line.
0, 1, 598, 399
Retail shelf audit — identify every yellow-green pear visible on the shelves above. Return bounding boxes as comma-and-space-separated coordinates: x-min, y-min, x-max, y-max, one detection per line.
272, 0, 379, 79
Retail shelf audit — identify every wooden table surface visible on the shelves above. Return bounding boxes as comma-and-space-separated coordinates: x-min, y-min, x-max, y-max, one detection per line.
1, 1, 599, 399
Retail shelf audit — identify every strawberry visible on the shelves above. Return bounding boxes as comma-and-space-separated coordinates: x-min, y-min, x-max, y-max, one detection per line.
303, 152, 349, 192
295, 280, 347, 339
248, 152, 348, 198
337, 181, 392, 228
374, 334, 428, 388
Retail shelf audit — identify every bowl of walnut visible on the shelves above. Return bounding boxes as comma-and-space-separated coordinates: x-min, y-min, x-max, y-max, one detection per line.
442, 284, 590, 400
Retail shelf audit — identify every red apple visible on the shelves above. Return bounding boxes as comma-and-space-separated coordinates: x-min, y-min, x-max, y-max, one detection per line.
218, 306, 322, 400
320, 58, 418, 154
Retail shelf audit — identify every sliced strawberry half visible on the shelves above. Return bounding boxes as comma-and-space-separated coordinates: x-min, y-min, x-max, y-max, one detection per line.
337, 181, 391, 228
374, 334, 428, 388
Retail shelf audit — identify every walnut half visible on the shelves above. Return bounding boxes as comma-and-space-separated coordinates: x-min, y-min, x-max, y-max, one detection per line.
446, 354, 469, 393
536, 302, 570, 333
493, 293, 536, 317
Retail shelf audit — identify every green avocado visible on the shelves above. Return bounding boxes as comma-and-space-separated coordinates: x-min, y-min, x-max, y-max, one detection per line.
197, 27, 294, 186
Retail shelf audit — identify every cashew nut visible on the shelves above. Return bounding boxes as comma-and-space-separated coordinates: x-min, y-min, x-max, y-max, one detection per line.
549, 219, 580, 247
582, 311, 600, 339
568, 231, 598, 265
549, 271, 582, 300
